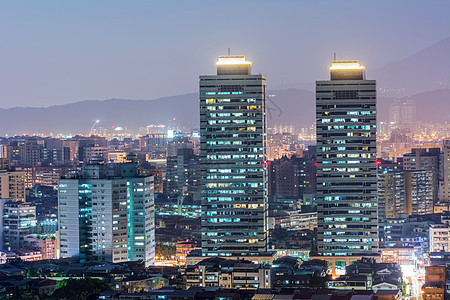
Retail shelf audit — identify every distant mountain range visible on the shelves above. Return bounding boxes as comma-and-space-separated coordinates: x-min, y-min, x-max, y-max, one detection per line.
0, 88, 448, 136
373, 36, 450, 96
1, 36, 449, 136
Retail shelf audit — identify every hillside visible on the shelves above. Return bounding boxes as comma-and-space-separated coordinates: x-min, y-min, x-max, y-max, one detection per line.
0, 88, 448, 136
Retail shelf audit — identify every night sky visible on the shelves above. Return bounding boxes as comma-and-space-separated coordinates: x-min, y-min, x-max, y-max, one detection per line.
1, 0, 449, 107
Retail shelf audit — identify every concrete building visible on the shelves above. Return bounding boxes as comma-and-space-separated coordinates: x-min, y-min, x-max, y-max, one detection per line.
166, 148, 200, 196
278, 210, 318, 231
139, 134, 167, 158
429, 224, 450, 253
184, 257, 272, 289
315, 60, 378, 274
200, 55, 268, 257
440, 140, 450, 203
2, 201, 37, 250
31, 166, 70, 190
268, 154, 317, 201
422, 266, 446, 300
388, 99, 416, 132
20, 139, 44, 167
403, 147, 441, 207
126, 173, 156, 267
0, 158, 9, 170
176, 241, 200, 265
378, 170, 433, 218
58, 164, 155, 266
0, 171, 26, 201
23, 234, 57, 260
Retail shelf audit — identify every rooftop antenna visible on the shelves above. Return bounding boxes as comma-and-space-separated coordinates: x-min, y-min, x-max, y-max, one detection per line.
228, 48, 230, 56
334, 52, 336, 61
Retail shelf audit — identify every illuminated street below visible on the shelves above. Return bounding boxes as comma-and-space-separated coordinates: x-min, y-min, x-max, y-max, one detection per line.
402, 265, 424, 300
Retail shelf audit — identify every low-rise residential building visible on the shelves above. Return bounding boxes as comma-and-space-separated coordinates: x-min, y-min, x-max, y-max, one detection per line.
422, 266, 446, 300
278, 210, 317, 231
380, 247, 415, 265
23, 234, 57, 260
184, 257, 271, 290
114, 275, 169, 292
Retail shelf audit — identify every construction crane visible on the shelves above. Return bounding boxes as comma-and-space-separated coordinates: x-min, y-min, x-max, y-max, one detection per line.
88, 120, 100, 136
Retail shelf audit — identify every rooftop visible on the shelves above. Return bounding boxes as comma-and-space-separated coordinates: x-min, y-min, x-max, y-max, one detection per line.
330, 60, 365, 70
216, 55, 252, 66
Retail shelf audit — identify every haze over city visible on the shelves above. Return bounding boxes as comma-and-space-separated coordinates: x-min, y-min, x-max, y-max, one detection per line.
0, 1, 449, 299
1, 0, 450, 108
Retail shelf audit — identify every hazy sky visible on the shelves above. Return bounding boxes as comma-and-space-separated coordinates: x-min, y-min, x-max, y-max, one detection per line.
1, 0, 449, 108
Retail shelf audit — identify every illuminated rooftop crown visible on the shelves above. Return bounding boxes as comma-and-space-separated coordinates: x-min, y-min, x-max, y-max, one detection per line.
330, 60, 365, 80
216, 55, 252, 75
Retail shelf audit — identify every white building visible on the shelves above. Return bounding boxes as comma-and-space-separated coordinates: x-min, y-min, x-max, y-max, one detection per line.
58, 164, 155, 266
2, 201, 37, 250
429, 223, 450, 253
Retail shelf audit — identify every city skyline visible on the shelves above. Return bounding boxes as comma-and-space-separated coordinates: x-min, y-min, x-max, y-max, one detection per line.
0, 2, 449, 298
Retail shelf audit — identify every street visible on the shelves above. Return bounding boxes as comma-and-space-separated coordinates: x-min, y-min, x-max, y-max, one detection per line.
402, 265, 424, 300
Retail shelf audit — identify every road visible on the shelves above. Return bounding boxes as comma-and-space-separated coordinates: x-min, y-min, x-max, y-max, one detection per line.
402, 265, 424, 300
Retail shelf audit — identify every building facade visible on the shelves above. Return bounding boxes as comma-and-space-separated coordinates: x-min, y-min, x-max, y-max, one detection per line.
127, 176, 156, 267
166, 148, 200, 196
403, 148, 441, 208
378, 169, 434, 218
2, 201, 37, 250
58, 164, 155, 266
0, 171, 26, 201
200, 55, 268, 257
429, 224, 450, 253
316, 61, 378, 259
440, 140, 450, 203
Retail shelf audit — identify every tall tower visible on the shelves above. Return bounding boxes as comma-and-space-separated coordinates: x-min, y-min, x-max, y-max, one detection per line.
200, 55, 268, 257
316, 61, 378, 273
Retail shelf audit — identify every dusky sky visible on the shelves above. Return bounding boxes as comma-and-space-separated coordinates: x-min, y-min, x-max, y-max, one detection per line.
1, 0, 449, 107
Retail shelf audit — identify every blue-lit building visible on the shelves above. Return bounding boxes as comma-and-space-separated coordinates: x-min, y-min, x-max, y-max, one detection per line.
58, 164, 155, 266
199, 55, 268, 257
315, 61, 378, 273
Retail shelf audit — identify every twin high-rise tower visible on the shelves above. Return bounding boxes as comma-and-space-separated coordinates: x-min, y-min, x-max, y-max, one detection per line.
200, 56, 269, 257
199, 57, 378, 268
315, 61, 378, 273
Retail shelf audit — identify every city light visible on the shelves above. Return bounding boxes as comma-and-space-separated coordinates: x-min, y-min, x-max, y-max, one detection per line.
216, 56, 252, 65
329, 61, 365, 70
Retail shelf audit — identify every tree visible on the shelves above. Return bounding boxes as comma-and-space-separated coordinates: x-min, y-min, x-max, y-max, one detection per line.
309, 241, 318, 256
50, 278, 110, 300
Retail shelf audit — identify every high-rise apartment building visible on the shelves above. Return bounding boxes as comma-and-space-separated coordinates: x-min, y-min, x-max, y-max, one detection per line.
58, 164, 155, 266
403, 148, 441, 208
268, 154, 317, 201
2, 201, 37, 250
126, 174, 156, 267
378, 170, 433, 219
315, 61, 378, 273
0, 171, 26, 201
439, 140, 450, 202
388, 100, 416, 132
139, 134, 167, 158
166, 148, 200, 196
200, 55, 268, 257
0, 158, 9, 170
429, 224, 450, 253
